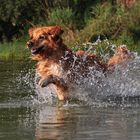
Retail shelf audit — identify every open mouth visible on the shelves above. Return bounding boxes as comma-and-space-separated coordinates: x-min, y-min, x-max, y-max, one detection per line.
31, 46, 44, 55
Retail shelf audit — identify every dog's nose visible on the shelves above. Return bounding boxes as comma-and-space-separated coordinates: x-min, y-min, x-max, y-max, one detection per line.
27, 41, 34, 48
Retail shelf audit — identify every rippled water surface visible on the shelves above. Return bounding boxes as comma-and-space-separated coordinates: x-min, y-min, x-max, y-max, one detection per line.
0, 60, 140, 140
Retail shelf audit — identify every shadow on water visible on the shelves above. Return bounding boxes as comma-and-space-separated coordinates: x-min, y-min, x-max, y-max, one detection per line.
0, 54, 140, 140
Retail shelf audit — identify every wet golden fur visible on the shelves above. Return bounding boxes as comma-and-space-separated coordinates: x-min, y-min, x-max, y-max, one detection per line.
108, 45, 134, 70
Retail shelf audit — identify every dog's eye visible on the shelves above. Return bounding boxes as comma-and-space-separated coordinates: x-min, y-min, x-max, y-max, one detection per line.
39, 35, 46, 40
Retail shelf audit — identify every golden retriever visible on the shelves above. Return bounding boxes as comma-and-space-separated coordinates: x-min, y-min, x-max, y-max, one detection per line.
27, 26, 133, 101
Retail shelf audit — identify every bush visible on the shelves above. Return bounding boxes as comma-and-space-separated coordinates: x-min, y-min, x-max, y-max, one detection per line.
72, 1, 140, 53
0, 37, 29, 60
47, 8, 73, 28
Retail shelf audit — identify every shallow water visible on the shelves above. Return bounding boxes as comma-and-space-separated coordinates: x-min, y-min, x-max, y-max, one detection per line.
0, 60, 140, 140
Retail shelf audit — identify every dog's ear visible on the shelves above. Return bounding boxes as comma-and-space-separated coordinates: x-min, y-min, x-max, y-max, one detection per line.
48, 26, 64, 38
28, 28, 36, 37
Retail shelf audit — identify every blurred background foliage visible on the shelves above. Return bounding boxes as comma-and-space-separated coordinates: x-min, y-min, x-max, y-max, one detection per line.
0, 0, 139, 60
0, 0, 96, 41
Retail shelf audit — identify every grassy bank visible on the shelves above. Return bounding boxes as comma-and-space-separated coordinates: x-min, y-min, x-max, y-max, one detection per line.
0, 37, 30, 60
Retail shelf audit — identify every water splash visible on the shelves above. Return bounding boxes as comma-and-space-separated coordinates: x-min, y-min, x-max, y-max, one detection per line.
32, 52, 140, 106
79, 54, 140, 106
16, 41, 140, 107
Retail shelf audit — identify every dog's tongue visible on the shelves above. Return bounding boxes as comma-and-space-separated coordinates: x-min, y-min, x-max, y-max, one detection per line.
31, 48, 37, 54
31, 49, 37, 54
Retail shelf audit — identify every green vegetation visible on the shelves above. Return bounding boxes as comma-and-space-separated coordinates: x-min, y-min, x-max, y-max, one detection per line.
0, 38, 29, 60
71, 1, 140, 52
0, 0, 140, 60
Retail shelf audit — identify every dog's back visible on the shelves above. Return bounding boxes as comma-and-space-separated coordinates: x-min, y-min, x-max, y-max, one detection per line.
108, 45, 134, 66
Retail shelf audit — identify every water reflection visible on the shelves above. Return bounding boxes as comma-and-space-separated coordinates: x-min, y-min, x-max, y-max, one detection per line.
35, 105, 77, 140
35, 105, 140, 140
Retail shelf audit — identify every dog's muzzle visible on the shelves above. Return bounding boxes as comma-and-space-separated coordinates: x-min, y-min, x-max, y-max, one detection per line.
27, 41, 34, 49
27, 41, 44, 55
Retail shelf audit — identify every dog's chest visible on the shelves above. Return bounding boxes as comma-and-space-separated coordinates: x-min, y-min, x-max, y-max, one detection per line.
36, 61, 63, 77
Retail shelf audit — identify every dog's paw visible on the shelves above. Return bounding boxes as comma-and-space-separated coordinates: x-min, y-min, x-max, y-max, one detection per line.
38, 75, 56, 87
38, 79, 50, 88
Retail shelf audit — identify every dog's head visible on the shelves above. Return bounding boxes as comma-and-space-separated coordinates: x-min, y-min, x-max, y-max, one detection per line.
27, 26, 64, 60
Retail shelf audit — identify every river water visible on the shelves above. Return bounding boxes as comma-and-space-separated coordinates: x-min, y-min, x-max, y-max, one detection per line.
0, 59, 140, 140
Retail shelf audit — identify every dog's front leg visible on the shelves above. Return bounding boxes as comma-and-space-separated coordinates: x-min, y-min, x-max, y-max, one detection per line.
38, 75, 68, 90
38, 75, 69, 101
38, 77, 51, 88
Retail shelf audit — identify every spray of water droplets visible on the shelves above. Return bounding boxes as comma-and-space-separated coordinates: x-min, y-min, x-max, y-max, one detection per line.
17, 39, 140, 107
